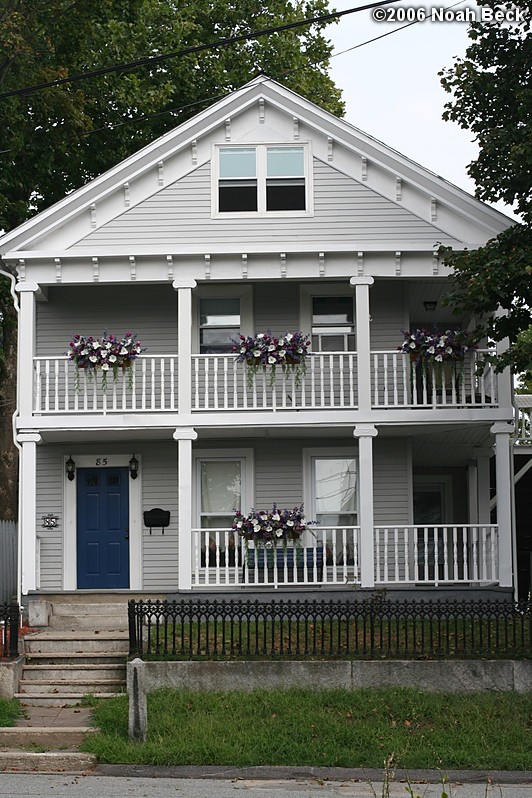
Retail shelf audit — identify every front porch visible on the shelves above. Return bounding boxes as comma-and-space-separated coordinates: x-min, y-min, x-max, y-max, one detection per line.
191, 523, 499, 588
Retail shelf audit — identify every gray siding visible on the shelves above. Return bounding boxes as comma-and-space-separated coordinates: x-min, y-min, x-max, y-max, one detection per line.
36, 447, 65, 589
253, 284, 300, 335
71, 160, 459, 250
370, 281, 406, 351
36, 285, 177, 356
141, 444, 178, 592
373, 439, 410, 525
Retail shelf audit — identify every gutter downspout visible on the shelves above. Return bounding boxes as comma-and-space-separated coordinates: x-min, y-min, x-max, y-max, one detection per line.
0, 264, 22, 608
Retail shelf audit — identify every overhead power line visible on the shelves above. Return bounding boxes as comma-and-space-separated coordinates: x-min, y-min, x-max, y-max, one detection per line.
0, 0, 400, 100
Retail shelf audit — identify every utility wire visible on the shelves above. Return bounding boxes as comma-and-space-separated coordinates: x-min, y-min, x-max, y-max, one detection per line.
0, 0, 400, 100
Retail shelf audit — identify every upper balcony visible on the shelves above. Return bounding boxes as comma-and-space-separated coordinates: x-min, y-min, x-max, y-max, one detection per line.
32, 349, 499, 416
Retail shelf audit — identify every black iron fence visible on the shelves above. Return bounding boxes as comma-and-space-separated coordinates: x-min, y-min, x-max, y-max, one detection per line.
0, 602, 20, 659
128, 597, 531, 660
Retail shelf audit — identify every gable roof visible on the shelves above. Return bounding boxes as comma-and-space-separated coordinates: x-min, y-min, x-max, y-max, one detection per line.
0, 75, 512, 257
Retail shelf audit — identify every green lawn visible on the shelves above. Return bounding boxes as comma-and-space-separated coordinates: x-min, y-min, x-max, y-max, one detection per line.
83, 687, 532, 769
0, 697, 22, 727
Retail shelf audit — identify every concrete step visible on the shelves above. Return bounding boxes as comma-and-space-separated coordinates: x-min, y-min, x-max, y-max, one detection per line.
24, 651, 128, 665
22, 664, 126, 681
16, 692, 121, 707
48, 615, 128, 631
18, 679, 125, 695
0, 726, 95, 749
51, 602, 129, 616
24, 631, 129, 655
0, 750, 97, 772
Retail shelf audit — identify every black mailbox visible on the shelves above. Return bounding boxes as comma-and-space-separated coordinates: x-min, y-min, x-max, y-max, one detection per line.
143, 508, 171, 534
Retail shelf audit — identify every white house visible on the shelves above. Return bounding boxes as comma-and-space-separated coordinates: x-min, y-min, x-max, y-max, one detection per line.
0, 76, 516, 611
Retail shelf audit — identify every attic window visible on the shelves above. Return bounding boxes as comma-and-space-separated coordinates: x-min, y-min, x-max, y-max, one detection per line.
216, 145, 308, 215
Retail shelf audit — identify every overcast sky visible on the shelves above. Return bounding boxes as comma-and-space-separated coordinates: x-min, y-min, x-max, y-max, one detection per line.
325, 1, 515, 219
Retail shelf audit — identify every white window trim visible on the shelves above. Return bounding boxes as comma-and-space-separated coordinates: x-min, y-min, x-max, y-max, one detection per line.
211, 142, 313, 218
63, 454, 142, 591
193, 448, 254, 528
193, 284, 253, 354
303, 447, 359, 534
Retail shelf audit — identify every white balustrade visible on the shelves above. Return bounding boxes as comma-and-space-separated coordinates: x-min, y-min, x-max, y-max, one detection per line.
33, 355, 177, 413
374, 525, 499, 585
514, 395, 532, 444
371, 350, 498, 408
191, 526, 360, 587
191, 353, 357, 411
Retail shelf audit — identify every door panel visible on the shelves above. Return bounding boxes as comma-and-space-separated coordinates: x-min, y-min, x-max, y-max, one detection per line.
77, 467, 129, 588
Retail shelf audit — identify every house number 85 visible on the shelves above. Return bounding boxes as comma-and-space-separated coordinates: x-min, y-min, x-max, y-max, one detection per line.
95, 458, 108, 466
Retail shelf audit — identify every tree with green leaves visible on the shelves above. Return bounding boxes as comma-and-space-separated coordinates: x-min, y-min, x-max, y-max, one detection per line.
439, 0, 532, 377
0, 0, 344, 519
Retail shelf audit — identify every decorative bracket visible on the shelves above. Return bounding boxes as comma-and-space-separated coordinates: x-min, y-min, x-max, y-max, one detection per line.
241, 253, 248, 279
280, 253, 287, 278
90, 203, 97, 228
431, 197, 437, 221
293, 117, 299, 140
92, 257, 99, 282
191, 140, 198, 165
361, 156, 367, 181
225, 118, 231, 141
158, 161, 164, 186
123, 182, 130, 207
395, 251, 402, 276
166, 255, 174, 281
318, 252, 325, 277
204, 254, 211, 280
129, 255, 136, 281
54, 258, 62, 283
395, 177, 402, 201
357, 251, 364, 277
259, 99, 265, 123
327, 137, 334, 161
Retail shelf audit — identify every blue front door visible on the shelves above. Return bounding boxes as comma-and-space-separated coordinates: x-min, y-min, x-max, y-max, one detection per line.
77, 467, 130, 589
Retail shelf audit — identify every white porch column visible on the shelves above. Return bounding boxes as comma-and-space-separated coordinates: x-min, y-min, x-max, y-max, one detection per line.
174, 427, 198, 591
490, 423, 514, 588
473, 447, 492, 524
16, 283, 41, 418
494, 309, 513, 409
173, 280, 197, 415
354, 424, 378, 587
350, 277, 374, 412
17, 432, 42, 595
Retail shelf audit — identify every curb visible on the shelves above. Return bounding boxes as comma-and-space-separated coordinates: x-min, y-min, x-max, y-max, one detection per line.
93, 765, 532, 784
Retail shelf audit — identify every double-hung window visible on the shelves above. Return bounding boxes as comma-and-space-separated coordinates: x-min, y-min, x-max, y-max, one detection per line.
312, 296, 355, 352
199, 298, 240, 354
216, 144, 308, 215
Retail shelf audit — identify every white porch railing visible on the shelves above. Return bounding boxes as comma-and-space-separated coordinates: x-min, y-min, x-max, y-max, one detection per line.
33, 355, 177, 413
514, 395, 532, 444
191, 353, 358, 411
191, 526, 361, 587
371, 350, 498, 408
374, 525, 499, 585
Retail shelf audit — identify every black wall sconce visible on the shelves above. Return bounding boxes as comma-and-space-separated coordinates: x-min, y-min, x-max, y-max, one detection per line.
65, 455, 76, 482
129, 454, 139, 480
423, 300, 438, 312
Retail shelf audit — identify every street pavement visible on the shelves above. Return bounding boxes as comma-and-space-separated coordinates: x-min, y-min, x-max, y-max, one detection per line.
0, 773, 530, 798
